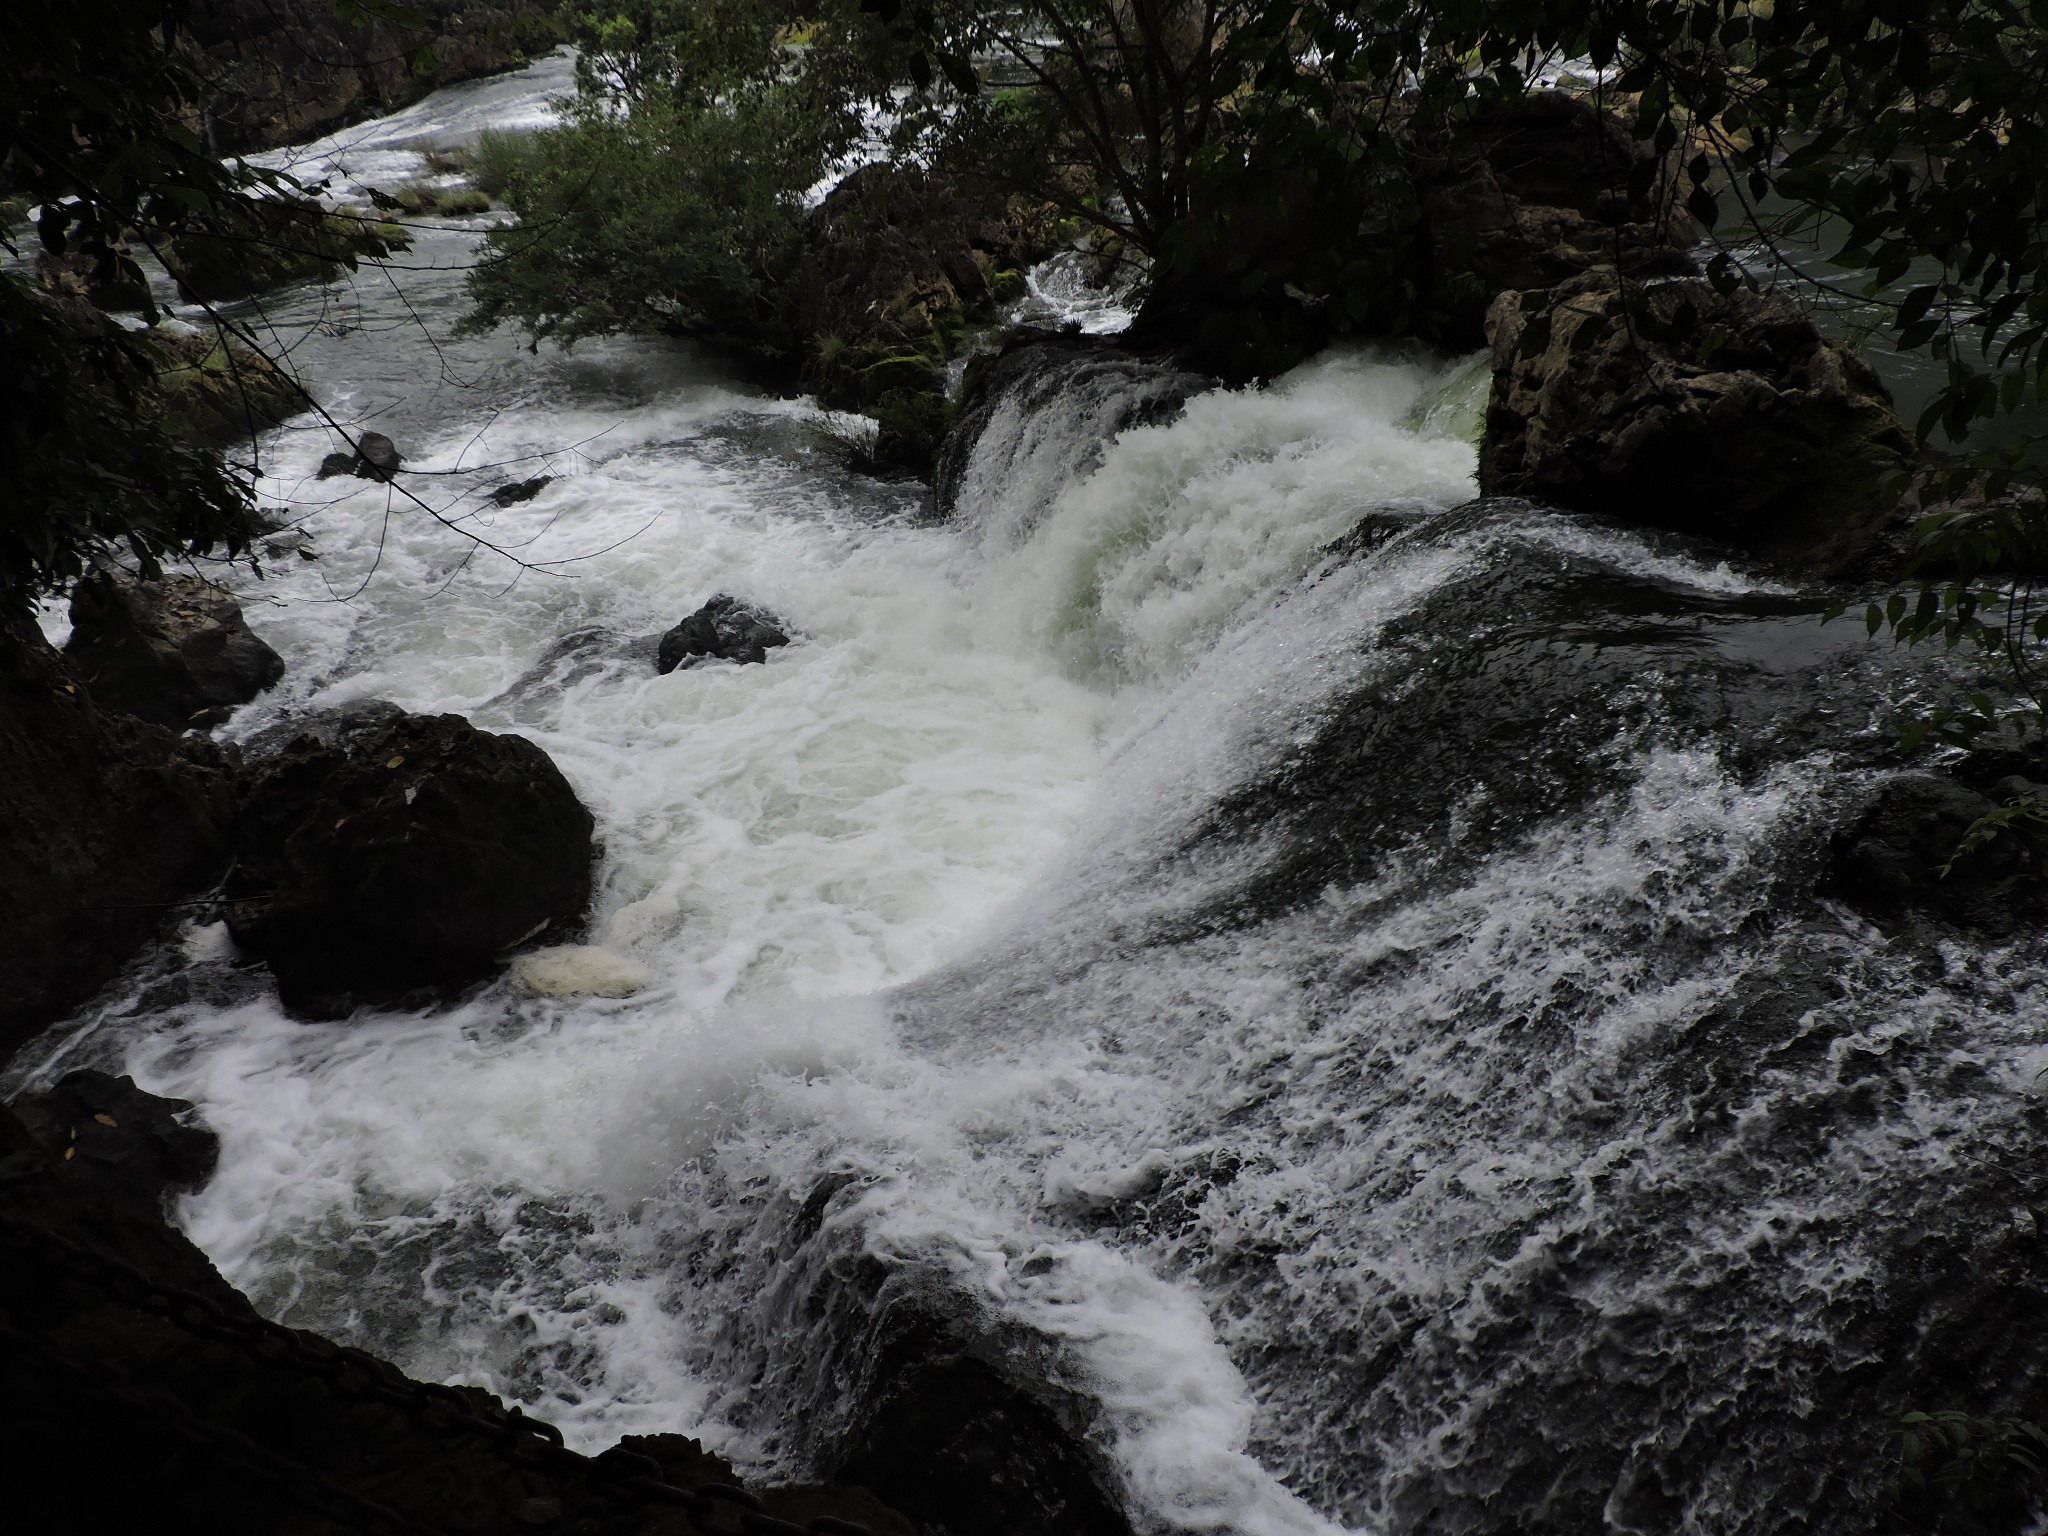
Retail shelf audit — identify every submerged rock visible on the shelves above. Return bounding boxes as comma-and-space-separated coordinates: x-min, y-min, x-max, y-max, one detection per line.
226, 710, 594, 1018
0, 626, 237, 1057
66, 571, 284, 730
657, 595, 790, 673
1827, 762, 2048, 933
1481, 270, 1917, 576
488, 473, 551, 506
314, 431, 404, 481
934, 333, 1212, 525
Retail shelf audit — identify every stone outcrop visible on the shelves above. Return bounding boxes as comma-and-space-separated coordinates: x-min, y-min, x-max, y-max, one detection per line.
184, 0, 560, 154
0, 1078, 916, 1535
657, 596, 790, 673
800, 164, 1073, 474
1419, 92, 1696, 346
933, 333, 1213, 523
225, 710, 594, 1017
316, 430, 405, 482
66, 571, 285, 731
166, 196, 404, 302
1827, 747, 2048, 933
0, 627, 237, 1059
144, 325, 305, 446
1481, 269, 1918, 575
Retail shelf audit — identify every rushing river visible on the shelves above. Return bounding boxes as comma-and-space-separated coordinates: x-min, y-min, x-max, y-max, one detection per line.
13, 53, 2048, 1536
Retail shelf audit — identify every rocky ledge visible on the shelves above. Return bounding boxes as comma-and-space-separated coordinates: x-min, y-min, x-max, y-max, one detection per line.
0, 1070, 917, 1536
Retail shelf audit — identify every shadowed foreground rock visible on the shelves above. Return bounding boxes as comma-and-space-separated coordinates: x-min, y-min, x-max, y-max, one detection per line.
1482, 269, 1917, 576
66, 571, 285, 730
0, 627, 235, 1058
0, 1076, 915, 1536
226, 711, 594, 1017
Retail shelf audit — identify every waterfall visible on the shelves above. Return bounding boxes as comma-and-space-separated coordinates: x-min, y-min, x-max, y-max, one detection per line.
10, 55, 2047, 1536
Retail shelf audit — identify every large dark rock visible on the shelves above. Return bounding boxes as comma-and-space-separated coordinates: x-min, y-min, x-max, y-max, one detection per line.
1480, 269, 1918, 575
314, 431, 404, 481
66, 571, 285, 731
143, 325, 304, 446
225, 710, 594, 1017
0, 1083, 914, 1536
1418, 92, 1695, 346
657, 596, 791, 674
799, 163, 1074, 476
0, 626, 237, 1060
1827, 763, 2048, 933
832, 1320, 1133, 1536
9, 1070, 219, 1213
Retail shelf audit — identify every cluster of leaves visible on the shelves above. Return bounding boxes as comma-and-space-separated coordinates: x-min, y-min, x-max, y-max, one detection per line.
1, 0, 267, 625
1895, 1410, 2048, 1529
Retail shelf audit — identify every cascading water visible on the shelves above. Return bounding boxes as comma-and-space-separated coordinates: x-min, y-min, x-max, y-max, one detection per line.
12, 53, 2048, 1536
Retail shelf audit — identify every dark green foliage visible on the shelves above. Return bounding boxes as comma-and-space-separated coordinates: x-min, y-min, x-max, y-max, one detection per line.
462, 90, 822, 357
0, 281, 260, 627
1895, 1411, 2048, 1532
166, 195, 403, 300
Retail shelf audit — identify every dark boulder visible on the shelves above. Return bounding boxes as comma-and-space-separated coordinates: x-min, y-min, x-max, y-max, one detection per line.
225, 710, 594, 1017
1827, 767, 2048, 933
833, 1321, 1133, 1536
185, 0, 561, 154
1480, 269, 1917, 576
1418, 92, 1695, 346
313, 432, 404, 481
798, 162, 1075, 478
0, 626, 237, 1060
488, 474, 551, 506
354, 431, 404, 479
66, 571, 285, 731
657, 595, 791, 673
0, 1080, 917, 1536
143, 325, 304, 446
9, 1070, 219, 1213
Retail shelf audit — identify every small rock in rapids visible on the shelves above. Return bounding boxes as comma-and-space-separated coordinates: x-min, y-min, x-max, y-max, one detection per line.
656, 594, 791, 674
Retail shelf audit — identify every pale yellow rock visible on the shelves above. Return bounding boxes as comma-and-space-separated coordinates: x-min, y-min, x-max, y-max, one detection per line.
510, 945, 650, 999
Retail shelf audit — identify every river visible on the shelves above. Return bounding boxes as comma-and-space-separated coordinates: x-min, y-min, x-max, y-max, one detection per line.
11, 51, 2048, 1536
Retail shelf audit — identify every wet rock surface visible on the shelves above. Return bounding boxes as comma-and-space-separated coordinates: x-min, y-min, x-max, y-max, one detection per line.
1418, 92, 1695, 345
489, 474, 553, 506
834, 1337, 1133, 1536
0, 1080, 915, 1536
0, 626, 236, 1058
66, 570, 285, 730
1481, 270, 1917, 576
657, 596, 790, 673
10, 1070, 219, 1211
1826, 749, 2048, 933
317, 430, 406, 482
225, 710, 594, 1018
934, 333, 1212, 524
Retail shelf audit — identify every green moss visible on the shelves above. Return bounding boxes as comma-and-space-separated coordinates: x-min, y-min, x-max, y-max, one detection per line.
167, 200, 399, 301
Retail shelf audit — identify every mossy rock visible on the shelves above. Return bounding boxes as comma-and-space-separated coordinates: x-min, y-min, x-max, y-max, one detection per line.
166, 196, 400, 301
144, 328, 302, 446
